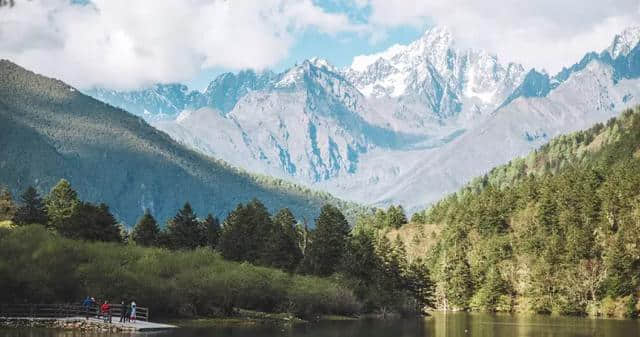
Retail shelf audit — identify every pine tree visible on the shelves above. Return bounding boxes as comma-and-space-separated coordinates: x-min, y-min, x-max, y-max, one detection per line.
261, 208, 303, 271
45, 179, 79, 230
132, 209, 160, 246
405, 259, 436, 311
303, 204, 350, 276
13, 186, 48, 225
203, 213, 221, 249
63, 202, 122, 242
377, 235, 408, 290
165, 202, 207, 250
0, 186, 16, 221
341, 230, 379, 284
218, 199, 273, 262
386, 205, 408, 229
443, 251, 474, 309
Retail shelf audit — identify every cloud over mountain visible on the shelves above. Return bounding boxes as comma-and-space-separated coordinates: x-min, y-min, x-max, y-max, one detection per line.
0, 0, 363, 90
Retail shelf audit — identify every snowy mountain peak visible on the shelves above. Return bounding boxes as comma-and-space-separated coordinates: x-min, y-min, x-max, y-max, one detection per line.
419, 25, 453, 48
346, 25, 526, 123
308, 57, 338, 73
608, 26, 640, 58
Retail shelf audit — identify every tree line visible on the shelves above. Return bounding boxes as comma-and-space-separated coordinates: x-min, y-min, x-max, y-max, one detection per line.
405, 108, 640, 318
0, 179, 434, 316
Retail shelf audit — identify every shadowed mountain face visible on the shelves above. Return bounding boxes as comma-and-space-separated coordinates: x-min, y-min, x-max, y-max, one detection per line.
0, 60, 364, 225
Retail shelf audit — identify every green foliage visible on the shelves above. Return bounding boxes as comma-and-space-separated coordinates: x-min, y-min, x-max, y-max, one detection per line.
165, 202, 207, 250
203, 213, 221, 249
261, 208, 302, 271
0, 186, 16, 221
354, 205, 408, 232
132, 209, 160, 246
61, 202, 122, 242
415, 107, 640, 315
218, 199, 273, 263
386, 205, 408, 229
12, 186, 48, 226
303, 204, 350, 276
45, 179, 79, 230
0, 225, 359, 318
404, 259, 436, 311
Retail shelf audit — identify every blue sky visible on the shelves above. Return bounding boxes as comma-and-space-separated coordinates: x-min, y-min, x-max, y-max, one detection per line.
184, 0, 432, 91
186, 23, 428, 91
1, 0, 637, 91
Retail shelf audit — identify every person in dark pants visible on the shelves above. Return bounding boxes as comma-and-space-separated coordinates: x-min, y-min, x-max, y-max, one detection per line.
119, 301, 127, 323
125, 304, 132, 323
82, 296, 92, 320
101, 301, 111, 323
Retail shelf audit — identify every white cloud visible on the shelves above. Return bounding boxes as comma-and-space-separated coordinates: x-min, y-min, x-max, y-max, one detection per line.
0, 0, 363, 90
359, 0, 640, 73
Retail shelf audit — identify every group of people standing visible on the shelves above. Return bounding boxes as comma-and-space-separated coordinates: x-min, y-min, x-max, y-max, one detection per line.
82, 296, 137, 324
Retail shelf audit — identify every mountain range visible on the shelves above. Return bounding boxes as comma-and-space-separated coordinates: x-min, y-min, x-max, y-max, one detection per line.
86, 26, 640, 212
0, 60, 367, 225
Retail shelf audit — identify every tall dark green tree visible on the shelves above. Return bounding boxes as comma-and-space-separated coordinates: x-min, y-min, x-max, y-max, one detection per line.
165, 202, 207, 250
218, 199, 273, 263
203, 213, 221, 249
132, 209, 160, 246
261, 208, 302, 271
341, 231, 379, 284
63, 202, 122, 242
13, 186, 48, 226
0, 186, 16, 221
303, 204, 350, 276
45, 179, 79, 230
404, 259, 436, 311
443, 251, 474, 309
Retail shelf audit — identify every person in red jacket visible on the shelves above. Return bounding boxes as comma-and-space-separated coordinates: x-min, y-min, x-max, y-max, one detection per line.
100, 301, 112, 323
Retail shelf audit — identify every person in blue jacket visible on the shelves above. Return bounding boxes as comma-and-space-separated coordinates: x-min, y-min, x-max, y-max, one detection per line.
82, 296, 93, 320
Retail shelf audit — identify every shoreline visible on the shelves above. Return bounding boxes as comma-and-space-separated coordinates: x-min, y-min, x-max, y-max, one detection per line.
0, 317, 177, 332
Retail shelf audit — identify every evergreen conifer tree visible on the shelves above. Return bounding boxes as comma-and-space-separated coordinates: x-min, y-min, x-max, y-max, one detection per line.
203, 213, 221, 249
404, 259, 436, 311
386, 205, 408, 229
218, 199, 273, 262
165, 202, 207, 250
63, 202, 122, 242
132, 209, 160, 246
13, 186, 48, 225
341, 230, 379, 284
261, 208, 302, 271
45, 179, 79, 230
303, 204, 350, 276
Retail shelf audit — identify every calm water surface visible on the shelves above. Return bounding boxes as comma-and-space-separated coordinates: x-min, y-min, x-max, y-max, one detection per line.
1, 313, 639, 337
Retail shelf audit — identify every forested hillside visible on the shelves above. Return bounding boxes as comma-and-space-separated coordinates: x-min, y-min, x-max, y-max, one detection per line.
408, 107, 640, 317
0, 60, 366, 225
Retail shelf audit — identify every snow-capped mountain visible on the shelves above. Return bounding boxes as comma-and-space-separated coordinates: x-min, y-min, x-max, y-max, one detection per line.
345, 27, 526, 125
87, 26, 640, 212
154, 58, 430, 183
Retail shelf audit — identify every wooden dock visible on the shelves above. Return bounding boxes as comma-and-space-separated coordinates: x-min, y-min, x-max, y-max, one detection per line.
0, 304, 177, 332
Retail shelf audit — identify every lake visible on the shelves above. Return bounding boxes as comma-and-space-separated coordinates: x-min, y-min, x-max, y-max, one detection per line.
1, 313, 639, 337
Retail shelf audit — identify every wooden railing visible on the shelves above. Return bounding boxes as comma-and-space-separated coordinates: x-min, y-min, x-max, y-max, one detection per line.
0, 304, 149, 322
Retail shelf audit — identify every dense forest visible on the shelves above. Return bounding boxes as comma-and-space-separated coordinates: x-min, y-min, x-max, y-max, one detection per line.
400, 107, 640, 318
0, 179, 432, 319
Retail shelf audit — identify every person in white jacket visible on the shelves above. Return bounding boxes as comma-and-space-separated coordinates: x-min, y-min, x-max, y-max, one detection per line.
130, 301, 137, 323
